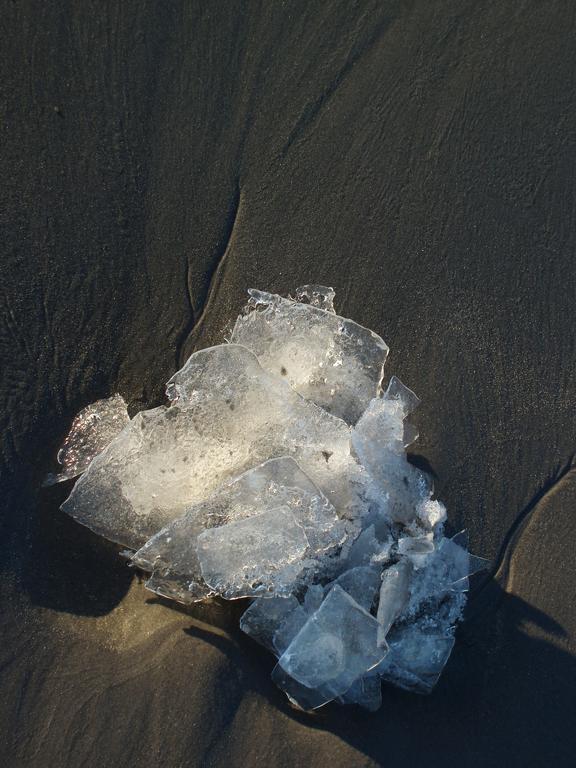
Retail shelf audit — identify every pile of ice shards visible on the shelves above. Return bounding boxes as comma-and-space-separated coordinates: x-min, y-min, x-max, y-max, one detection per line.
53, 286, 487, 711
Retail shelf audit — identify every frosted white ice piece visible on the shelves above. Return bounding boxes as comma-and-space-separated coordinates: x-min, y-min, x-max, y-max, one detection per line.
132, 457, 345, 603
230, 288, 388, 424
44, 394, 129, 485
417, 499, 447, 530
62, 345, 358, 549
196, 507, 309, 599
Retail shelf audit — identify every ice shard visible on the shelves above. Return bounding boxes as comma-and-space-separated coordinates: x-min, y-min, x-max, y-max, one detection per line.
132, 457, 345, 603
376, 559, 412, 646
44, 394, 129, 486
276, 585, 388, 706
230, 287, 388, 424
196, 507, 309, 599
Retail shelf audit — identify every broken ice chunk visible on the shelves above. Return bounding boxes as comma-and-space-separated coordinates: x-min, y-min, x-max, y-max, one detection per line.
62, 345, 358, 549
43, 394, 129, 486
196, 507, 309, 599
52, 283, 483, 709
325, 566, 381, 612
352, 396, 432, 524
397, 535, 435, 569
240, 596, 300, 653
376, 559, 412, 646
132, 457, 345, 603
384, 376, 420, 416
276, 585, 388, 703
294, 284, 336, 312
230, 288, 388, 424
379, 627, 455, 694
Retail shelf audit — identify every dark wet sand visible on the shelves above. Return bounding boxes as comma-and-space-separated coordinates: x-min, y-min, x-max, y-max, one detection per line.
1, 2, 576, 766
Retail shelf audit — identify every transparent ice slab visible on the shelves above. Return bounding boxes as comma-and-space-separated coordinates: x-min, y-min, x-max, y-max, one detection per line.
240, 583, 326, 657
276, 585, 388, 705
378, 627, 455, 694
324, 566, 381, 613
240, 596, 301, 653
196, 507, 309, 599
230, 287, 388, 424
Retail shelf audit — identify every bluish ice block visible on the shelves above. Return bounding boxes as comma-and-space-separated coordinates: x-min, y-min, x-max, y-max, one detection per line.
277, 585, 388, 702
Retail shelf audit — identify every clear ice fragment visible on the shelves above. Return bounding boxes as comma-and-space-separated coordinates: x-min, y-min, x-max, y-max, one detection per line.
273, 605, 310, 655
271, 664, 330, 711
384, 376, 420, 416
276, 585, 388, 703
325, 566, 381, 612
339, 672, 382, 711
240, 596, 300, 653
397, 535, 435, 568
379, 628, 455, 694
132, 457, 344, 603
196, 507, 309, 599
43, 394, 129, 485
294, 284, 336, 312
345, 525, 383, 568
231, 288, 388, 424
376, 559, 412, 646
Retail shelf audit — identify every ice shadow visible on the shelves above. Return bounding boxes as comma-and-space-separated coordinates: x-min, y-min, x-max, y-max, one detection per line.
18, 474, 134, 616
176, 579, 576, 767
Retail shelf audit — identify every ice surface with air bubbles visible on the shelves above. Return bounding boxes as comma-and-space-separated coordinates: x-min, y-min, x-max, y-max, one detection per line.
53, 285, 488, 711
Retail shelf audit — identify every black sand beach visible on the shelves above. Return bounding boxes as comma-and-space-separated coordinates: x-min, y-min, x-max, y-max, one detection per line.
1, 2, 575, 766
